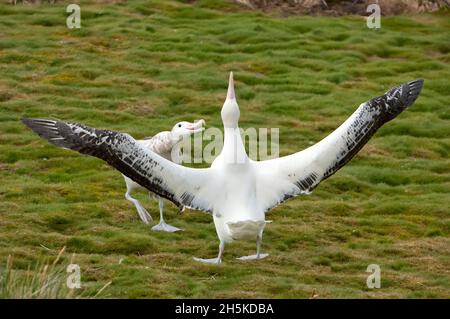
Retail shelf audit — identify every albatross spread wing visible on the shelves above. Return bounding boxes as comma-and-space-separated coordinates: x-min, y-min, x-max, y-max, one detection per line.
22, 118, 214, 213
254, 79, 424, 212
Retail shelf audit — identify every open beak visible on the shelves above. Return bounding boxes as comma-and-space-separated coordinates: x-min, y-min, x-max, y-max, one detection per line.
187, 119, 205, 134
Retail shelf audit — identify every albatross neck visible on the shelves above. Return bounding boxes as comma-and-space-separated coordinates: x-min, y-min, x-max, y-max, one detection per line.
222, 126, 248, 165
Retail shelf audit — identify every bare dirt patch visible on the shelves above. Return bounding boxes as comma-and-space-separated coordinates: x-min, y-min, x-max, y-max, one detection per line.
234, 0, 449, 16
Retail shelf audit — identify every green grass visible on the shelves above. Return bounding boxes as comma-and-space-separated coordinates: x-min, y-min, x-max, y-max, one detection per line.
0, 0, 449, 298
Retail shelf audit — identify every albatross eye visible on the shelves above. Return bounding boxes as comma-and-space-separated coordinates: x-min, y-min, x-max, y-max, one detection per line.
178, 124, 182, 128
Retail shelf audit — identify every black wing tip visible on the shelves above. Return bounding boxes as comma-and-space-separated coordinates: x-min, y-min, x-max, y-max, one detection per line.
21, 117, 36, 128
404, 79, 424, 107
22, 117, 58, 128
379, 79, 424, 122
21, 118, 67, 145
22, 117, 45, 131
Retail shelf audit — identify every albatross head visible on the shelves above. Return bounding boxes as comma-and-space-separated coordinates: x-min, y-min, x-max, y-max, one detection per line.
221, 72, 240, 128
171, 119, 205, 141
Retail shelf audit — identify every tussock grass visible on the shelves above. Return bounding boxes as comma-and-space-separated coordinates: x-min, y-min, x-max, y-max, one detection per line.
0, 247, 111, 298
0, 247, 72, 298
0, 0, 449, 298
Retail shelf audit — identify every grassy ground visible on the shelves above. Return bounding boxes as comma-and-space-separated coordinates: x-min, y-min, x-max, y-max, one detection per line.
0, 0, 449, 298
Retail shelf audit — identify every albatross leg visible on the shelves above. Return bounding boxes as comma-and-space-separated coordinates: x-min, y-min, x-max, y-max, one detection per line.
237, 235, 269, 261
193, 241, 224, 264
151, 197, 182, 232
125, 189, 152, 224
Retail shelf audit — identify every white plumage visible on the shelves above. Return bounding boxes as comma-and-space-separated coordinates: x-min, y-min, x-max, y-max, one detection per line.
23, 73, 423, 263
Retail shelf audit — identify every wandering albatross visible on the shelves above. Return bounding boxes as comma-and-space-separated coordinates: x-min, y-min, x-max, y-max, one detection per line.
123, 119, 205, 232
22, 73, 423, 264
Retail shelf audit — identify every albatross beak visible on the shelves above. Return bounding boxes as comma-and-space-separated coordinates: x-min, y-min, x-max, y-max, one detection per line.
226, 71, 235, 100
221, 71, 240, 128
187, 119, 205, 133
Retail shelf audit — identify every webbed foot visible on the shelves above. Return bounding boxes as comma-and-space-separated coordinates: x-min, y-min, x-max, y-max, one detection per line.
151, 221, 182, 232
192, 257, 222, 264
237, 253, 269, 261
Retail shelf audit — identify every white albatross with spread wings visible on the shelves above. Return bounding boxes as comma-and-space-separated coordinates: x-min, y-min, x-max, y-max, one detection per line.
123, 119, 205, 232
22, 72, 423, 264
